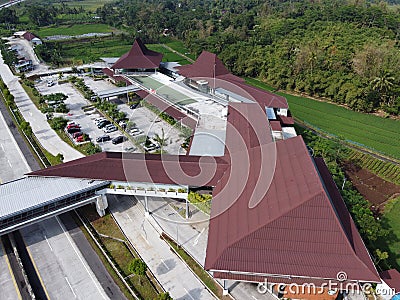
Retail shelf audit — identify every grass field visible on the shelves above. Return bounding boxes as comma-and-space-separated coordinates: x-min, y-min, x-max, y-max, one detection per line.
51, 0, 114, 10
246, 78, 400, 160
147, 44, 191, 65
164, 40, 196, 60
35, 24, 114, 37
376, 198, 400, 270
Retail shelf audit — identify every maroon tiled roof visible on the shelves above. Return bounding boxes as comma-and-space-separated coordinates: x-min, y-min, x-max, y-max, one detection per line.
112, 38, 163, 70
176, 51, 239, 80
28, 152, 228, 187
27, 101, 379, 284
102, 68, 133, 85
22, 31, 37, 41
270, 120, 282, 131
204, 102, 379, 284
176, 51, 288, 109
278, 114, 295, 125
380, 269, 400, 291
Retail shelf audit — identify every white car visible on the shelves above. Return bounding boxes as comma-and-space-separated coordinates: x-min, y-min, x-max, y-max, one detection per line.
129, 128, 144, 136
104, 124, 117, 133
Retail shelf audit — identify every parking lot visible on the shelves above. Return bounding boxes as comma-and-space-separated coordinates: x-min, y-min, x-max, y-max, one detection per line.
36, 78, 136, 152
84, 77, 187, 155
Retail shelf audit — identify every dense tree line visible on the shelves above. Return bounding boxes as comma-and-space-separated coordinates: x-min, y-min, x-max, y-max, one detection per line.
95, 0, 400, 115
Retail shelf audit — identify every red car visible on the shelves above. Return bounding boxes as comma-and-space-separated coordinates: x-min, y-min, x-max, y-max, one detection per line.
67, 123, 80, 129
73, 132, 83, 139
76, 135, 86, 142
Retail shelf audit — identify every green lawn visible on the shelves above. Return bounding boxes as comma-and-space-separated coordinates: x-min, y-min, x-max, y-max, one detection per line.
376, 198, 400, 270
52, 0, 115, 10
146, 44, 191, 65
246, 78, 400, 160
164, 40, 196, 60
35, 24, 114, 37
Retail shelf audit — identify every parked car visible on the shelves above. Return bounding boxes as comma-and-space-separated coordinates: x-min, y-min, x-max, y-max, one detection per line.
73, 132, 83, 139
47, 80, 54, 87
67, 123, 80, 129
129, 128, 144, 136
96, 135, 111, 143
129, 103, 139, 109
67, 127, 81, 134
143, 143, 157, 152
97, 120, 111, 129
94, 117, 107, 125
112, 136, 126, 145
76, 135, 86, 143
104, 125, 117, 133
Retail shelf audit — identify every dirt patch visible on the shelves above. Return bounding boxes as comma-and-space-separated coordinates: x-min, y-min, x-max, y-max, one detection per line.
343, 162, 400, 206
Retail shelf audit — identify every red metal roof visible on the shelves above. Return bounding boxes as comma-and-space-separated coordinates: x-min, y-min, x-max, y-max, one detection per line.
176, 51, 288, 109
380, 269, 400, 291
29, 152, 228, 187
27, 101, 379, 284
270, 120, 282, 131
22, 31, 37, 41
112, 38, 163, 70
204, 102, 379, 284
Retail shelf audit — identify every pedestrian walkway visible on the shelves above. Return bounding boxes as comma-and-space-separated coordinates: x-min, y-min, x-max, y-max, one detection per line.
0, 54, 83, 162
108, 195, 216, 300
139, 196, 278, 300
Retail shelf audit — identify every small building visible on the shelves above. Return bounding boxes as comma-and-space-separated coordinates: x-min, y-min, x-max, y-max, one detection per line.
111, 38, 163, 74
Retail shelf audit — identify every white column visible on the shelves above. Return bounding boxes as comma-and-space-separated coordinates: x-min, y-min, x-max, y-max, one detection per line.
95, 194, 108, 217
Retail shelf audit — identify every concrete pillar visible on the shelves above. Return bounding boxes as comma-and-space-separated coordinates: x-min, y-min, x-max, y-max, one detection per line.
144, 196, 150, 218
185, 198, 189, 219
96, 194, 108, 217
223, 280, 229, 296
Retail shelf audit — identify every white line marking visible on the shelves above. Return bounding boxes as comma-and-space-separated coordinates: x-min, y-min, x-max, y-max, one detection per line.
193, 228, 205, 246
252, 296, 258, 300
126, 214, 132, 222
161, 259, 169, 270
0, 143, 4, 151
184, 287, 196, 300
44, 235, 53, 251
7, 159, 12, 168
140, 233, 150, 246
55, 217, 108, 299
65, 277, 77, 298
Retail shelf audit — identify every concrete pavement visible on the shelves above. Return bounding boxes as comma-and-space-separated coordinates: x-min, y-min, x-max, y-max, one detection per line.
139, 196, 278, 300
108, 194, 216, 300
0, 53, 83, 162
21, 217, 110, 300
0, 240, 21, 300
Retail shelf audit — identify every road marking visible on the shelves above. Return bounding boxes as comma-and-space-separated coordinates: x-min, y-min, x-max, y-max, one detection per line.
65, 276, 77, 298
55, 216, 108, 299
126, 214, 133, 222
21, 235, 51, 300
140, 233, 150, 246
7, 159, 12, 168
0, 143, 4, 151
1, 241, 22, 300
252, 296, 258, 300
43, 235, 53, 252
193, 228, 205, 246
161, 259, 169, 270
29, 112, 32, 116
184, 287, 196, 300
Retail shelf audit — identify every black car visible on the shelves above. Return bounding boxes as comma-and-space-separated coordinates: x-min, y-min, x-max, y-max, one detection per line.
130, 103, 139, 109
97, 120, 111, 129
96, 135, 111, 143
112, 135, 126, 145
67, 127, 81, 134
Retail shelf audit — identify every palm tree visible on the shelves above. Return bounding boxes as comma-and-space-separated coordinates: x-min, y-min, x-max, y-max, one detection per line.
153, 128, 167, 154
371, 72, 395, 106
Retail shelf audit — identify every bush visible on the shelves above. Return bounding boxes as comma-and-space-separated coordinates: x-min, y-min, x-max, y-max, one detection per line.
49, 117, 68, 130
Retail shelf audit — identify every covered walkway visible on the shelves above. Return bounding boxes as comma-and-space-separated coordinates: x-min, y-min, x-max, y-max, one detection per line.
94, 85, 141, 100
0, 176, 110, 235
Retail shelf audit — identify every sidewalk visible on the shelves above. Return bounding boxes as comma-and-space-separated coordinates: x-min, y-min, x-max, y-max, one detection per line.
108, 195, 216, 300
0, 54, 83, 162
140, 196, 278, 300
